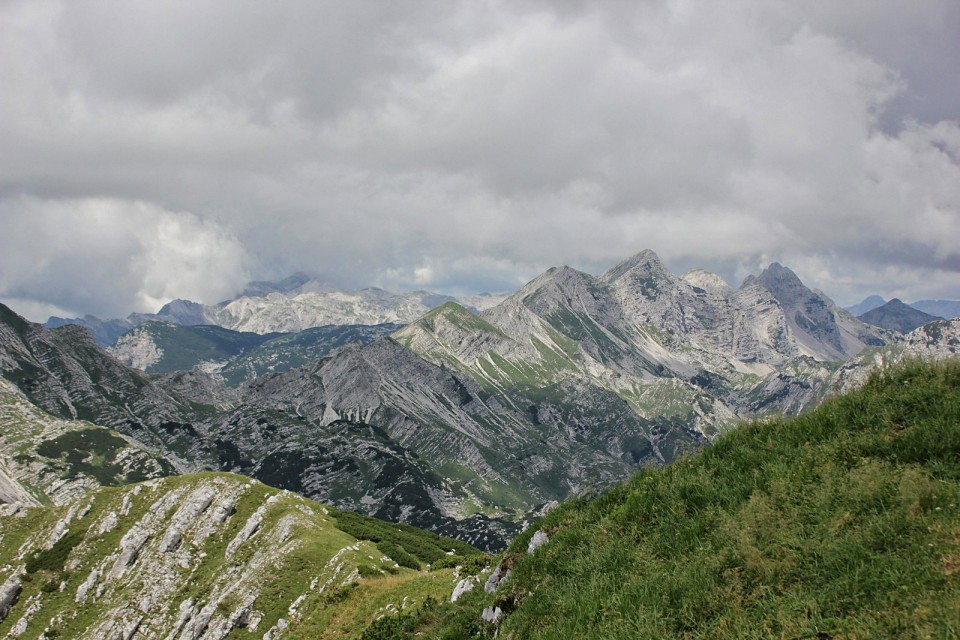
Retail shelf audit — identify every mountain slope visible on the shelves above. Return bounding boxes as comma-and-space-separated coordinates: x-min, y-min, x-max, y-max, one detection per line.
0, 305, 520, 549
857, 298, 940, 333
0, 379, 174, 506
0, 303, 215, 469
0, 473, 484, 639
398, 359, 960, 639
108, 321, 401, 385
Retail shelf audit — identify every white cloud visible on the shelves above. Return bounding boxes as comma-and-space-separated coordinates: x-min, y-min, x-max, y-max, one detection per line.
0, 0, 957, 316
0, 196, 250, 318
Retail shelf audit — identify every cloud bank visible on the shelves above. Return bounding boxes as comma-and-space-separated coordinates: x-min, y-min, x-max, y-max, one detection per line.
1, 0, 958, 318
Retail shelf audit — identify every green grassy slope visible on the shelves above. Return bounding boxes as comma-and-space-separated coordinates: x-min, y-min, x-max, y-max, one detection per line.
0, 473, 487, 639
376, 359, 960, 639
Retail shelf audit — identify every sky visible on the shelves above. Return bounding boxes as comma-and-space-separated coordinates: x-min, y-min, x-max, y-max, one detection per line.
1, 0, 959, 321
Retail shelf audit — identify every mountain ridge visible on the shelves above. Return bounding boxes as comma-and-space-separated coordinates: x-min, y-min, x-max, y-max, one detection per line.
44, 275, 509, 345
857, 298, 941, 333
1, 250, 933, 555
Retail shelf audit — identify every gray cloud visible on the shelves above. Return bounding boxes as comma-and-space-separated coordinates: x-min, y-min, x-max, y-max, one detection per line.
0, 196, 249, 318
1, 0, 958, 319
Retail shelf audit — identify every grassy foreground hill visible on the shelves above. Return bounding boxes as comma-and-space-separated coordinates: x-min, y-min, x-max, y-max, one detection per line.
371, 359, 960, 638
0, 473, 486, 639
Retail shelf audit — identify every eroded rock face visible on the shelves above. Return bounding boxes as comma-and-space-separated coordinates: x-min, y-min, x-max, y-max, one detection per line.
0, 574, 22, 622
481, 605, 502, 625
2, 474, 427, 640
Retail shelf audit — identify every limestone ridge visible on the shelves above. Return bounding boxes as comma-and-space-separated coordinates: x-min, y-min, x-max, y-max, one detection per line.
45, 273, 506, 345
0, 473, 482, 639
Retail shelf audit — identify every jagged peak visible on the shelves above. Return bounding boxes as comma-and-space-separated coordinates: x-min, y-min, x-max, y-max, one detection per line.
755, 262, 811, 305
758, 261, 801, 282
157, 298, 205, 314
681, 269, 731, 296
0, 301, 36, 333
517, 265, 596, 295
601, 249, 672, 283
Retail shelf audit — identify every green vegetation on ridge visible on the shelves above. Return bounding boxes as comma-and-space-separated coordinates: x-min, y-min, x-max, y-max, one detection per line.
0, 472, 488, 639
365, 359, 960, 639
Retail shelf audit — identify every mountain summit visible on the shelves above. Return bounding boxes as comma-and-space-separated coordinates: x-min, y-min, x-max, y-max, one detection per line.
858, 298, 940, 333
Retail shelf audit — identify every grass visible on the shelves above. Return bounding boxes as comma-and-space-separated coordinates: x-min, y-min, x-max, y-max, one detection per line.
330, 508, 484, 567
35, 427, 169, 485
375, 359, 960, 639
0, 472, 485, 639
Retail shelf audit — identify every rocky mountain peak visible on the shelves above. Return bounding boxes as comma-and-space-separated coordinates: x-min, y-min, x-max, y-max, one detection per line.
751, 262, 886, 361
514, 265, 598, 304
857, 298, 940, 333
681, 269, 732, 297
756, 262, 809, 305
601, 249, 671, 284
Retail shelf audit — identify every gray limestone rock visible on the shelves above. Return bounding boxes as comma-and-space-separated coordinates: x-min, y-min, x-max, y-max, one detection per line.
110, 528, 150, 579
527, 530, 549, 554
451, 577, 477, 602
0, 574, 22, 622
226, 505, 266, 558
481, 605, 503, 625
484, 565, 512, 594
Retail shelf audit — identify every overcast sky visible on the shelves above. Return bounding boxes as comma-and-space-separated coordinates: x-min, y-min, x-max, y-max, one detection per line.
2, 0, 959, 320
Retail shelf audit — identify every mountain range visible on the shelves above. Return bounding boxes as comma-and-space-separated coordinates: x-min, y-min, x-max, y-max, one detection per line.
2, 248, 960, 637
45, 274, 508, 346
1, 352, 956, 638
6, 250, 959, 554
6, 250, 934, 550
847, 295, 960, 323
